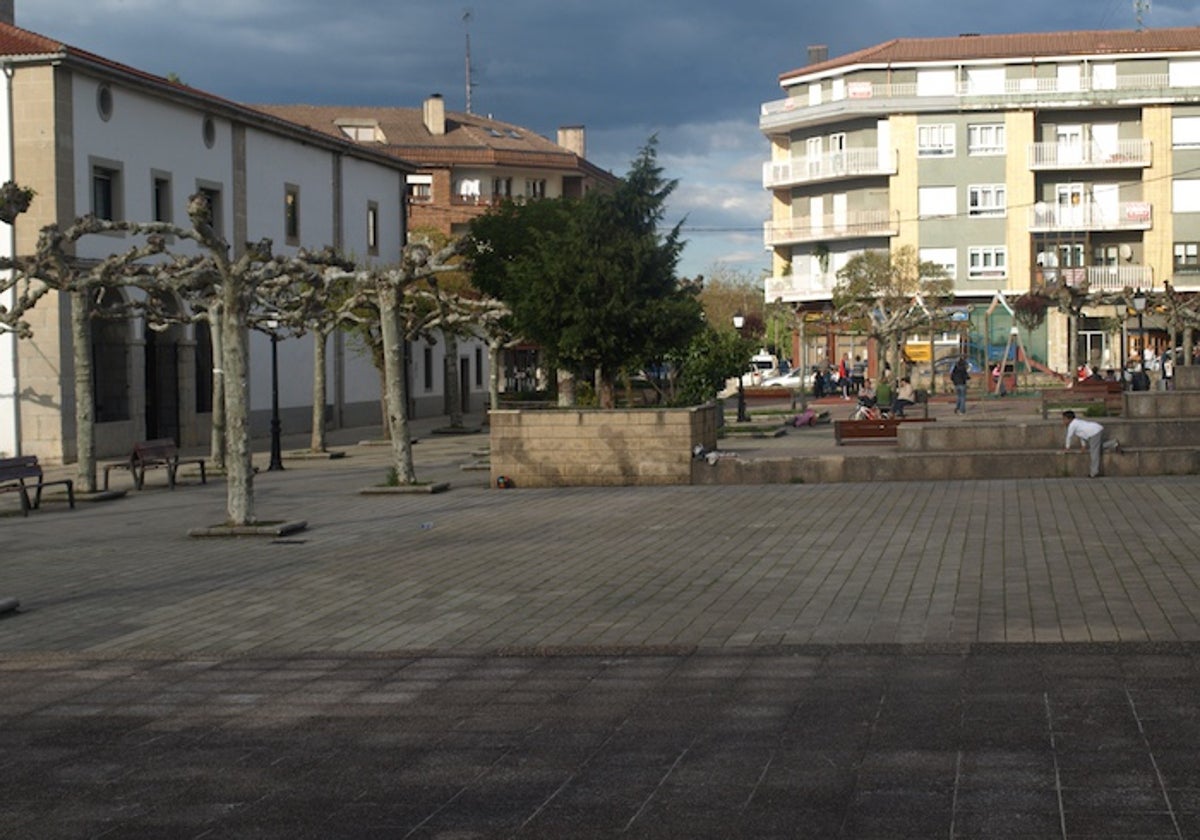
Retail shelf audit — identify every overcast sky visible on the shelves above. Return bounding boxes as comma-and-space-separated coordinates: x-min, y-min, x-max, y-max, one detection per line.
18, 0, 1200, 280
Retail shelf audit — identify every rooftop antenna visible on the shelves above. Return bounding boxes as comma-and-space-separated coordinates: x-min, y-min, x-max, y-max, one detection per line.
1134, 0, 1150, 30
463, 9, 475, 114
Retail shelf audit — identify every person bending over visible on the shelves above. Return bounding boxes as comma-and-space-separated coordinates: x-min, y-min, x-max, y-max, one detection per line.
1061, 410, 1121, 478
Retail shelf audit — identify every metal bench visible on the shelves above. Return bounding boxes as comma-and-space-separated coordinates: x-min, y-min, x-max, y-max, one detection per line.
103, 438, 207, 490
0, 455, 75, 516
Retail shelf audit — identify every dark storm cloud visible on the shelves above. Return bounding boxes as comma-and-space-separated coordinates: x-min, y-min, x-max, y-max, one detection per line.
19, 0, 1200, 274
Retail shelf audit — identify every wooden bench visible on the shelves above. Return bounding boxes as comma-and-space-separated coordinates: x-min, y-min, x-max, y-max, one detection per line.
103, 438, 207, 490
1040, 380, 1124, 419
0, 455, 75, 516
834, 417, 936, 445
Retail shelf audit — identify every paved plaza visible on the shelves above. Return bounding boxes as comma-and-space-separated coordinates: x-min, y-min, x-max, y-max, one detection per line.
3, 412, 1200, 837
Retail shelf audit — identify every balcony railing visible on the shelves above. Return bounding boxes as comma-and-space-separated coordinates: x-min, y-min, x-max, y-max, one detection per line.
1035, 265, 1155, 293
761, 72, 1175, 131
1028, 201, 1152, 232
762, 148, 896, 189
764, 210, 898, 246
1028, 139, 1151, 170
765, 273, 838, 302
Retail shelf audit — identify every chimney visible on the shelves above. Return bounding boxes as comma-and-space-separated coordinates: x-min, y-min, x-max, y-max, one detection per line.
807, 44, 829, 66
557, 125, 586, 158
423, 94, 445, 136
0, 0, 13, 26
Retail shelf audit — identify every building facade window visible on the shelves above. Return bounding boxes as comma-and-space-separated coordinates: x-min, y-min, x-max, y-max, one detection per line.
493, 177, 512, 198
407, 174, 432, 203
968, 184, 1007, 217
152, 174, 172, 223
1173, 116, 1200, 148
284, 184, 300, 245
1173, 179, 1200, 212
196, 185, 223, 237
423, 346, 434, 390
967, 124, 1006, 155
919, 247, 957, 280
968, 246, 1007, 279
1174, 242, 1200, 273
91, 163, 122, 221
96, 84, 114, 121
917, 124, 955, 156
367, 201, 379, 256
524, 179, 546, 199
918, 186, 956, 218
475, 347, 483, 387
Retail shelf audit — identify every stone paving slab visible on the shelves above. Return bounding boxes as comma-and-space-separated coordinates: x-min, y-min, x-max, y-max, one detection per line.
4, 413, 1200, 837
2, 648, 1199, 838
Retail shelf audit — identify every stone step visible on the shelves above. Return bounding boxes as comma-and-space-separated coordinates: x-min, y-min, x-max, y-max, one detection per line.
694, 445, 1200, 485
898, 418, 1200, 453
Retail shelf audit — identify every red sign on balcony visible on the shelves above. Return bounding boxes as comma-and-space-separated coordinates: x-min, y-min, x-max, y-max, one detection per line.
1124, 202, 1151, 222
848, 82, 873, 99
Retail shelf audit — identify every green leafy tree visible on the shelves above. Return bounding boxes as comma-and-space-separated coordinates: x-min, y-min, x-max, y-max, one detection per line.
671, 324, 749, 406
469, 138, 702, 407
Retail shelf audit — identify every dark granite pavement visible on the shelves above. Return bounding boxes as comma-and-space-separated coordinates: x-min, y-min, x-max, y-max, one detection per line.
3, 411, 1200, 838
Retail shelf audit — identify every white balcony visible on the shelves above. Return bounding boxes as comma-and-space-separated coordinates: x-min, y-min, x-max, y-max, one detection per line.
761, 72, 1175, 132
1028, 139, 1151, 170
1038, 265, 1155, 293
762, 148, 897, 189
1028, 201, 1152, 232
765, 273, 838, 303
764, 210, 898, 246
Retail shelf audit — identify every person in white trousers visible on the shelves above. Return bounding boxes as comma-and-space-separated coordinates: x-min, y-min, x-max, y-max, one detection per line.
1062, 410, 1121, 477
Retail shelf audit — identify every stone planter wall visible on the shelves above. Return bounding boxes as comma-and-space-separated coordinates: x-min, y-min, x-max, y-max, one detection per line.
489, 404, 719, 488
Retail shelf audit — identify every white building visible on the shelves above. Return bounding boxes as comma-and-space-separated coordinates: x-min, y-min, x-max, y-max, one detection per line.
0, 11, 487, 462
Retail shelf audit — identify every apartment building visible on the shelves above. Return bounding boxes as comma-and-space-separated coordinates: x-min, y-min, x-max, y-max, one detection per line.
760, 28, 1200, 375
0, 15, 415, 462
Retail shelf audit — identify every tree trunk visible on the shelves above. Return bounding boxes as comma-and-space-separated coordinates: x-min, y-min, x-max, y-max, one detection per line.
310, 329, 327, 452
556, 368, 576, 407
598, 370, 616, 409
221, 285, 255, 525
69, 290, 97, 493
1066, 310, 1078, 378
488, 338, 501, 411
379, 283, 418, 484
208, 306, 226, 472
443, 328, 463, 428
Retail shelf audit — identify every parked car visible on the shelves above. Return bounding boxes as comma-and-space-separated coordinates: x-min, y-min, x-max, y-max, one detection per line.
761, 369, 815, 390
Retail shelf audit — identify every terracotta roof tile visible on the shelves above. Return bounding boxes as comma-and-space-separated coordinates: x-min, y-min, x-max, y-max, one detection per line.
783, 26, 1200, 82
0, 20, 63, 55
252, 103, 613, 179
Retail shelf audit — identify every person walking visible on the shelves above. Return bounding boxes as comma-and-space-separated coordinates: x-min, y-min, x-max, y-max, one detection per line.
950, 357, 971, 414
1062, 410, 1121, 478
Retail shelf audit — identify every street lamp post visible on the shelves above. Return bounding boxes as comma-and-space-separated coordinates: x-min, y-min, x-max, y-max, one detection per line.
266, 319, 284, 472
733, 311, 747, 422
1133, 288, 1147, 370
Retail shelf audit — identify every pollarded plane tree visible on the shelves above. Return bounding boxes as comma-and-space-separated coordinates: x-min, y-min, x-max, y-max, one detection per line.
344, 236, 472, 485
1, 205, 179, 492
832, 245, 953, 382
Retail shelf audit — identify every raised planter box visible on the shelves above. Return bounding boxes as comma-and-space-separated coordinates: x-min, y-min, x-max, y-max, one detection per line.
489, 404, 719, 488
